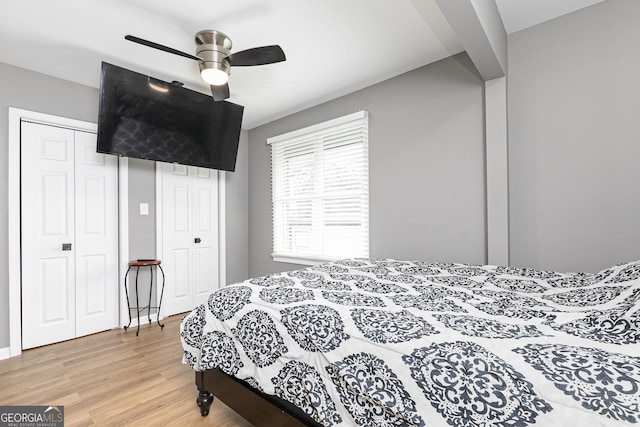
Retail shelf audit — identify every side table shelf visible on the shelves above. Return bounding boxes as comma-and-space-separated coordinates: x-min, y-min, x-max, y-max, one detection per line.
124, 259, 165, 336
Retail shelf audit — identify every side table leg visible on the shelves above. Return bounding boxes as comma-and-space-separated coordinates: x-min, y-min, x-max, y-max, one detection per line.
157, 265, 165, 329
123, 266, 132, 331
147, 265, 153, 324
135, 266, 141, 336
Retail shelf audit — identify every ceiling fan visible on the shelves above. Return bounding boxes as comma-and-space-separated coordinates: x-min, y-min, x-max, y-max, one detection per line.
125, 30, 286, 101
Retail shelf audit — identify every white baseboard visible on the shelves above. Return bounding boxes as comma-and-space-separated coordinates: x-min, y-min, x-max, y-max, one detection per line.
0, 346, 11, 360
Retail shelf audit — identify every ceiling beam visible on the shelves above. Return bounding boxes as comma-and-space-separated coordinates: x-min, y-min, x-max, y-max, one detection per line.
435, 0, 507, 80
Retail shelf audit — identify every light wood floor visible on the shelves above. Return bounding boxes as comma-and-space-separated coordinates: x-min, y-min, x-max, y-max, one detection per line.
0, 314, 253, 427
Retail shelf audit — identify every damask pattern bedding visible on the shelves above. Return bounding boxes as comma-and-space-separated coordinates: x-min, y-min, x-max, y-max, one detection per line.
180, 258, 640, 427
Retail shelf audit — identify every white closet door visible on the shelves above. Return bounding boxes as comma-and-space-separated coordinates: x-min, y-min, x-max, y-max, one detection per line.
160, 163, 219, 316
74, 131, 119, 336
21, 122, 76, 348
161, 163, 194, 315
21, 122, 119, 349
191, 167, 219, 306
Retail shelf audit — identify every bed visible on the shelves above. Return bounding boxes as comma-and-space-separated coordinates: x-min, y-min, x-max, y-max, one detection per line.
180, 258, 640, 426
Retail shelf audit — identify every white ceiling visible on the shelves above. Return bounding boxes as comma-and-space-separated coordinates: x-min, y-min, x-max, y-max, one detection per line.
494, 0, 604, 34
0, 0, 603, 129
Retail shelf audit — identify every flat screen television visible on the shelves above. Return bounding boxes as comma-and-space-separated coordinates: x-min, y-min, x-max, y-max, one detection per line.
97, 62, 244, 172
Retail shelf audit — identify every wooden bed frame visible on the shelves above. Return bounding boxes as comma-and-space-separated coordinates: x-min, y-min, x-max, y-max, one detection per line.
195, 369, 323, 427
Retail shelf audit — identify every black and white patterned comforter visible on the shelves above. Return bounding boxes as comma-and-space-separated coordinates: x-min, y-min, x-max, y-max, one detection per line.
180, 258, 640, 426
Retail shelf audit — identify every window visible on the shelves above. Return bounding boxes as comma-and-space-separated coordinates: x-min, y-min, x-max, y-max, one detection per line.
268, 110, 369, 265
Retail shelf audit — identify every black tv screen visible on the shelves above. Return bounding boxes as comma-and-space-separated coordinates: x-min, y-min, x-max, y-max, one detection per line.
97, 62, 244, 172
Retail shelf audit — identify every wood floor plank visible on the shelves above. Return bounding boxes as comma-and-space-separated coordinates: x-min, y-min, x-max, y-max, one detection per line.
0, 314, 252, 426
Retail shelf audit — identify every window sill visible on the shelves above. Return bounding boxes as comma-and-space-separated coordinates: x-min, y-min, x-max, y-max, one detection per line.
271, 253, 338, 266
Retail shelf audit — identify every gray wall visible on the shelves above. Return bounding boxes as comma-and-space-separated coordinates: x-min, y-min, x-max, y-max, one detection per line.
247, 53, 487, 277
126, 158, 157, 313
225, 130, 249, 285
128, 159, 157, 260
507, 0, 640, 273
0, 62, 249, 350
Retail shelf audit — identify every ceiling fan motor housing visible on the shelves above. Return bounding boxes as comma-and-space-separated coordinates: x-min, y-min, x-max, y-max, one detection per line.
196, 30, 232, 80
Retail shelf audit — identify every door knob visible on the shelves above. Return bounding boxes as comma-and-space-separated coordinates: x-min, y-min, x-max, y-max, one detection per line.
194, 238, 201, 244
62, 243, 72, 251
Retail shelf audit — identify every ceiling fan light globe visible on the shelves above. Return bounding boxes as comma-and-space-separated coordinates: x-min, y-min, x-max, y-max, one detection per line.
201, 67, 229, 86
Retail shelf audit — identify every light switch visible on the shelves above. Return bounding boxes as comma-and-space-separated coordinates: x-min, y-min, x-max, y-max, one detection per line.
139, 203, 149, 215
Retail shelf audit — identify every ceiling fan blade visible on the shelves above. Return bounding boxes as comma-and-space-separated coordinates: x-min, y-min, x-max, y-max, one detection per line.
227, 45, 286, 66
210, 83, 230, 101
125, 35, 202, 62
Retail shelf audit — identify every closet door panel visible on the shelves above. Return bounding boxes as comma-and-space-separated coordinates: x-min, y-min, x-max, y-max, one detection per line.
21, 122, 76, 349
75, 131, 118, 337
191, 167, 219, 305
161, 163, 196, 315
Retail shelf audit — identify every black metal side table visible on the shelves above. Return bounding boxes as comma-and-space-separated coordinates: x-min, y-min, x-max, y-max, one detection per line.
124, 259, 165, 336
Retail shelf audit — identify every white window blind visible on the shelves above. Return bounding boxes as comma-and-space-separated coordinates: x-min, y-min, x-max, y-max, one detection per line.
268, 110, 369, 265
